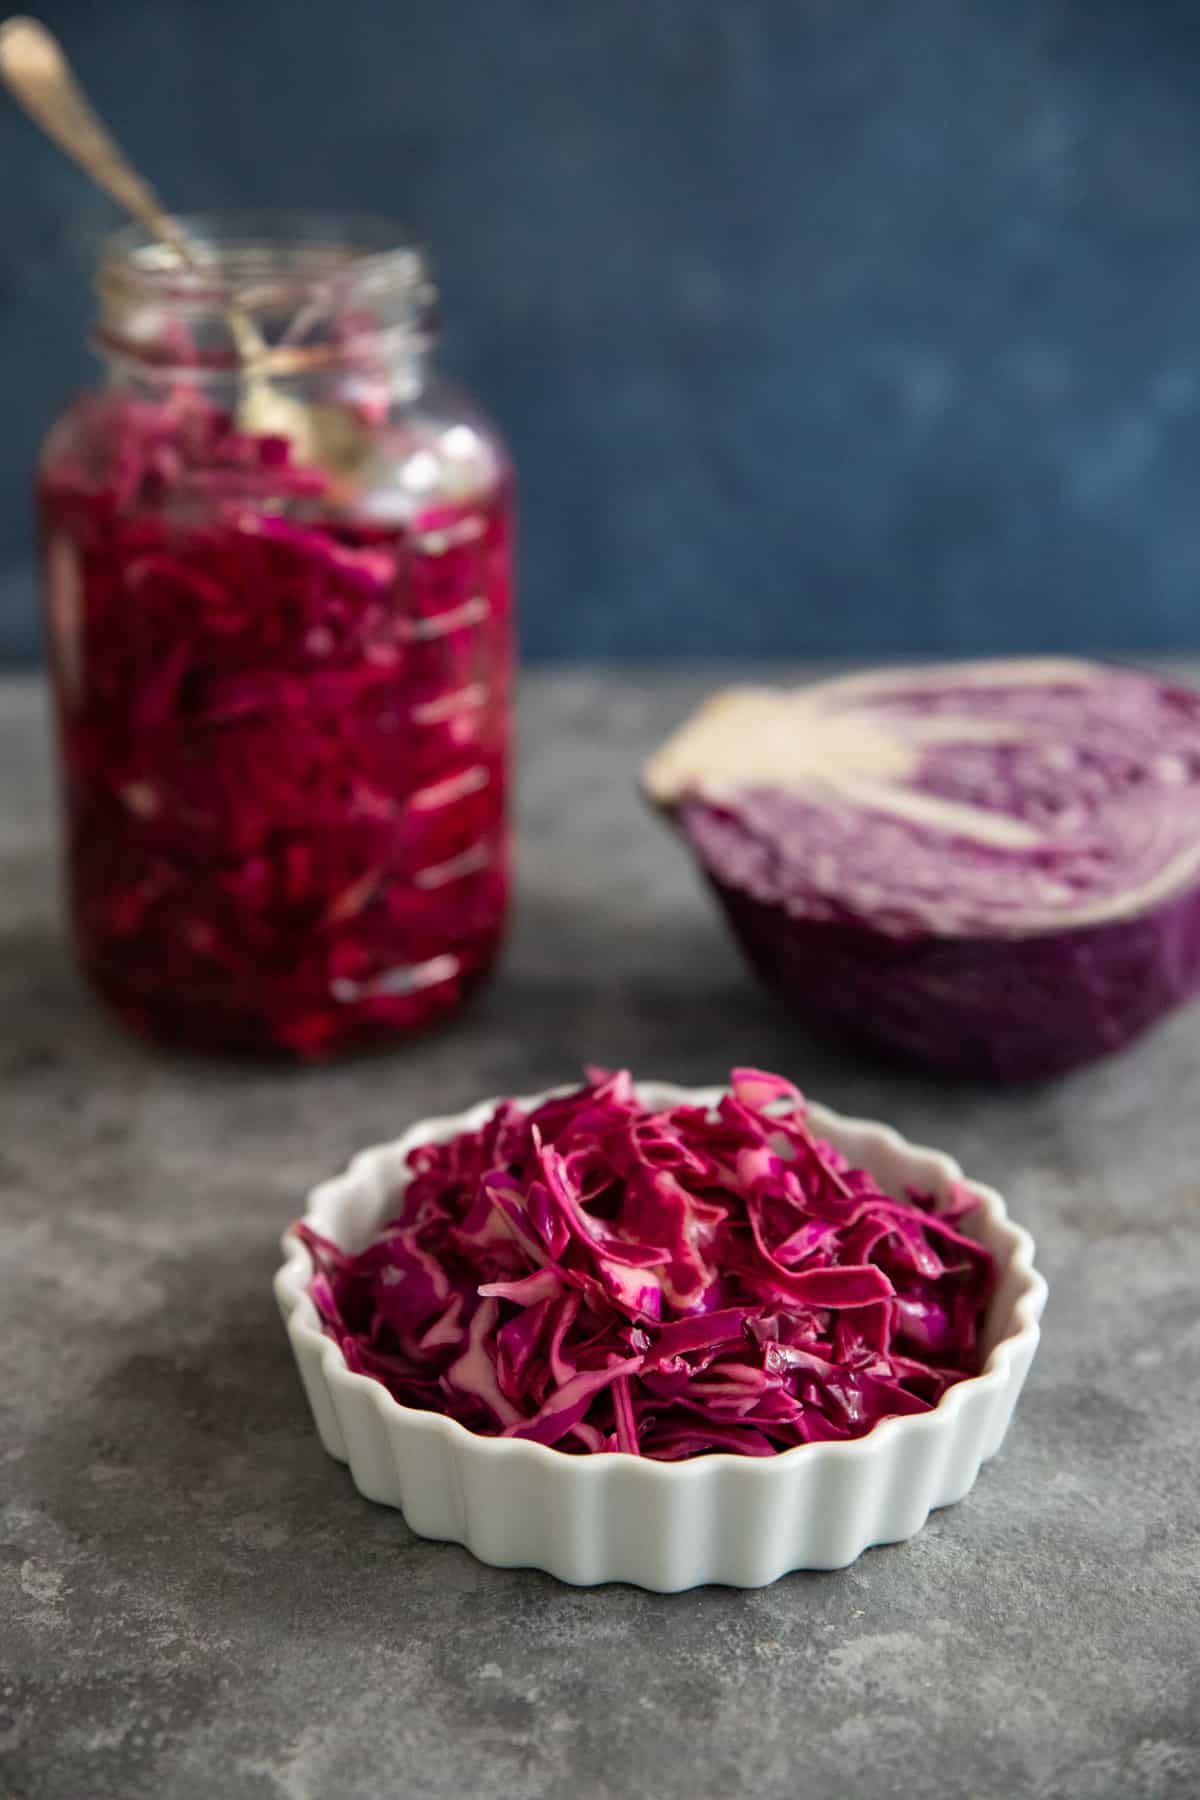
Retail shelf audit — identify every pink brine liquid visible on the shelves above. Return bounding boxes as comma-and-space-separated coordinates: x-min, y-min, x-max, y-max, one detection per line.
38, 392, 514, 1057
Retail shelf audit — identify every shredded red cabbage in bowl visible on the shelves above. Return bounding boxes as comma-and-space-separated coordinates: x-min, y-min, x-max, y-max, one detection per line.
295, 1070, 995, 1459
38, 390, 513, 1056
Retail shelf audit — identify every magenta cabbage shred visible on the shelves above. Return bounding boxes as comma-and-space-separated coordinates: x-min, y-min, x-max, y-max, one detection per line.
296, 1069, 994, 1459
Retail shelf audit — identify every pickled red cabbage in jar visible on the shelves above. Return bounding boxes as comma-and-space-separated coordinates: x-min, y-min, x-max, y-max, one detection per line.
37, 217, 514, 1056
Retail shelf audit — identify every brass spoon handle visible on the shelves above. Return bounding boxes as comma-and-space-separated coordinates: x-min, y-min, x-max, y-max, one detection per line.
0, 14, 271, 369
0, 15, 357, 469
0, 15, 198, 268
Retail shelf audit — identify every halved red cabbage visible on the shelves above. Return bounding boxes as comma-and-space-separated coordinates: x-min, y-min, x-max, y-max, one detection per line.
38, 388, 513, 1056
645, 661, 1200, 1081
295, 1069, 994, 1459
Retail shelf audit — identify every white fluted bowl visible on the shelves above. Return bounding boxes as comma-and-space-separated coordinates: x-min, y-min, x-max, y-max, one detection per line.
275, 1083, 1047, 1590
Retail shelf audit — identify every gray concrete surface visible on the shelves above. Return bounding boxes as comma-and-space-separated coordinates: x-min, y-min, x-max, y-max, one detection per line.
2, 670, 1198, 1800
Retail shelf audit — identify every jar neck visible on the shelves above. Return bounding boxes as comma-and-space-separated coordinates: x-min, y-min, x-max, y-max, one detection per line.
96, 342, 433, 407
93, 212, 437, 384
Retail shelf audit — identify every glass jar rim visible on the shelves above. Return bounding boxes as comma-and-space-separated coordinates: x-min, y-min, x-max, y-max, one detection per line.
95, 210, 438, 371
99, 210, 432, 302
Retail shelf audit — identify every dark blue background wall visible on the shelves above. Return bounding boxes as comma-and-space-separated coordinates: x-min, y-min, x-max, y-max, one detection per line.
3, 0, 1200, 662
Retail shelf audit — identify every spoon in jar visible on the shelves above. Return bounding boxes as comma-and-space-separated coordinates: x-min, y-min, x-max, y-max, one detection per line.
0, 15, 360, 469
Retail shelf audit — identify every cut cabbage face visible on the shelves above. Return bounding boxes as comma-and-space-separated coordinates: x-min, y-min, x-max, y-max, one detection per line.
648, 660, 1200, 1079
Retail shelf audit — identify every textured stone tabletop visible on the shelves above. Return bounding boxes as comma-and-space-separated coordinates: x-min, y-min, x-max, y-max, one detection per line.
2, 670, 1198, 1800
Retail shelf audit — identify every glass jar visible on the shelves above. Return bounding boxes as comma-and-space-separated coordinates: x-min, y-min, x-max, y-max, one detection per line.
37, 214, 514, 1057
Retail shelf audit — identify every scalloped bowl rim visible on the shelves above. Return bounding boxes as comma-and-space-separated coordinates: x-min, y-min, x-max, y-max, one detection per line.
275, 1080, 1047, 1479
